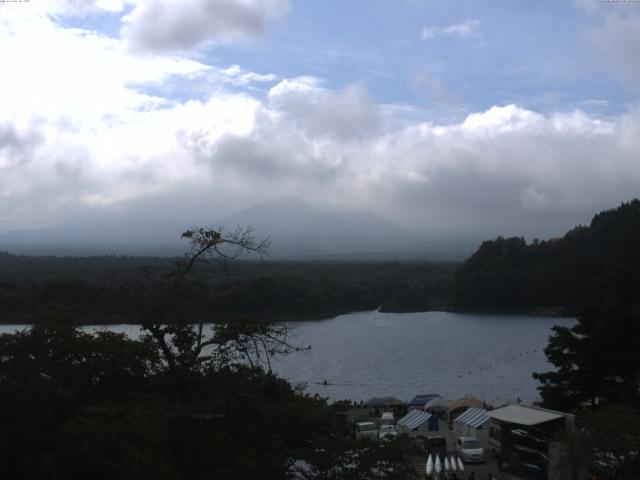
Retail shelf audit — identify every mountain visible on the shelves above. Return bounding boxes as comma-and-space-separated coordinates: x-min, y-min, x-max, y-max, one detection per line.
453, 199, 640, 312
216, 198, 423, 258
0, 218, 188, 256
0, 199, 477, 259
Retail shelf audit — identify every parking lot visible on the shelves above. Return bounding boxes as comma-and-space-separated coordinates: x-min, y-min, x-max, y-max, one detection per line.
349, 407, 507, 480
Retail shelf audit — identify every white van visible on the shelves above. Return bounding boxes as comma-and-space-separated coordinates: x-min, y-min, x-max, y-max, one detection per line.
354, 421, 379, 441
456, 436, 485, 463
380, 412, 395, 426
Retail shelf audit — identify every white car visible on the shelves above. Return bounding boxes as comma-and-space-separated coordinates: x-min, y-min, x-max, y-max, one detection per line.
380, 412, 395, 426
456, 436, 485, 463
378, 424, 398, 441
354, 421, 379, 441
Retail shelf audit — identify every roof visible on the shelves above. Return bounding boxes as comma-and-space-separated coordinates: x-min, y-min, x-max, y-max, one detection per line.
424, 397, 451, 410
408, 394, 441, 407
365, 396, 404, 407
449, 395, 483, 413
488, 405, 563, 426
398, 410, 432, 430
454, 407, 490, 429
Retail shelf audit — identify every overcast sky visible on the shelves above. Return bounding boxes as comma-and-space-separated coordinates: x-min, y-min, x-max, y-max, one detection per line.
1, 0, 639, 239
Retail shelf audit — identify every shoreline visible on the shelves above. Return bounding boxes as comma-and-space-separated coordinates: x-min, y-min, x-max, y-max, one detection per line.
0, 305, 577, 326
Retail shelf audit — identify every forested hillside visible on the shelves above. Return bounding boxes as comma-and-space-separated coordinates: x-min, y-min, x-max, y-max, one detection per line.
0, 254, 455, 323
453, 199, 640, 312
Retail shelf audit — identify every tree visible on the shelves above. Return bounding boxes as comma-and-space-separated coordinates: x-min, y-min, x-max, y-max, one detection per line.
557, 406, 640, 480
0, 319, 160, 479
0, 226, 420, 479
533, 302, 640, 412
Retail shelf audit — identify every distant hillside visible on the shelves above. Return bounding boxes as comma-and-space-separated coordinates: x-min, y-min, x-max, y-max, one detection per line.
0, 252, 457, 324
453, 199, 640, 313
0, 219, 188, 256
0, 199, 474, 260
218, 198, 420, 257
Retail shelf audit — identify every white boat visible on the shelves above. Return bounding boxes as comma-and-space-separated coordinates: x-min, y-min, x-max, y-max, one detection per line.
426, 454, 433, 476
457, 456, 465, 472
434, 455, 442, 474
449, 455, 457, 472
444, 457, 450, 471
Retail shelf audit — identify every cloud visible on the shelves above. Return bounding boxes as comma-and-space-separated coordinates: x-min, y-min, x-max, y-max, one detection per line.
0, 122, 45, 175
3, 25, 640, 238
591, 13, 640, 88
265, 79, 380, 139
121, 0, 289, 52
172, 81, 640, 237
2, 5, 640, 241
422, 19, 481, 40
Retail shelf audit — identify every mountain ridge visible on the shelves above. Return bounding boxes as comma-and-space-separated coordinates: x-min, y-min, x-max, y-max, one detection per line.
0, 198, 477, 259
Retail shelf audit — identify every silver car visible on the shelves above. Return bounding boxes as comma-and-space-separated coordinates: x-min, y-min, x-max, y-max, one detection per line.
456, 436, 485, 463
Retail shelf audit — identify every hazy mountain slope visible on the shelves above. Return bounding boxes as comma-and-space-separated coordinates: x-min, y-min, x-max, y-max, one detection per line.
0, 219, 189, 256
217, 198, 421, 257
0, 198, 475, 259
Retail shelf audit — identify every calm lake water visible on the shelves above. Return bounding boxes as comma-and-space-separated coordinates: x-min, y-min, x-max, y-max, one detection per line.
0, 310, 574, 406
271, 310, 575, 406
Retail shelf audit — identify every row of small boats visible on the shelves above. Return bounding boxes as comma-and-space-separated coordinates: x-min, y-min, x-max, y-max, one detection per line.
425, 454, 464, 476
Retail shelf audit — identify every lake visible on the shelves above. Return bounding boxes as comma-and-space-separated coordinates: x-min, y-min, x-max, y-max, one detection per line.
0, 310, 574, 406
270, 310, 575, 406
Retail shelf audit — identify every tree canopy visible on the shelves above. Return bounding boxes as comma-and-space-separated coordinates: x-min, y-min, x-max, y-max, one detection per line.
0, 226, 421, 479
533, 302, 640, 412
454, 199, 640, 312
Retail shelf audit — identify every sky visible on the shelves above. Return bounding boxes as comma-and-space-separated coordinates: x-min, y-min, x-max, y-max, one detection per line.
1, 0, 640, 240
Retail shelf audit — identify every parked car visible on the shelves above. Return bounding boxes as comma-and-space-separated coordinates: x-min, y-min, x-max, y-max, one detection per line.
380, 412, 395, 426
456, 437, 485, 463
354, 421, 379, 441
378, 424, 398, 441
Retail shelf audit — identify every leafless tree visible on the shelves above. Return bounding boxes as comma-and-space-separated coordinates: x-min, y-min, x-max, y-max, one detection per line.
138, 225, 305, 374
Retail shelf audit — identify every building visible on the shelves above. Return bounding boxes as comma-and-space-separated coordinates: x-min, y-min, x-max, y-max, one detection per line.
488, 404, 575, 480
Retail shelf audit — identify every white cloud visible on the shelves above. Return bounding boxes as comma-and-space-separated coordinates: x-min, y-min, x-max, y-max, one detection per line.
172, 81, 640, 236
121, 0, 289, 52
265, 79, 379, 139
592, 13, 640, 87
1, 5, 639, 240
422, 19, 481, 40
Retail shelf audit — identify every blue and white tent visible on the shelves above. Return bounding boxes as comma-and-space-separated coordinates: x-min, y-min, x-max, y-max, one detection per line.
453, 407, 491, 448
397, 409, 433, 433
408, 394, 441, 408
455, 407, 490, 429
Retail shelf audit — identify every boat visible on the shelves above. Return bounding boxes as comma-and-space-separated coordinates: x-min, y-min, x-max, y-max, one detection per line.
426, 454, 433, 476
444, 457, 450, 471
434, 455, 442, 474
457, 456, 464, 472
449, 455, 457, 472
